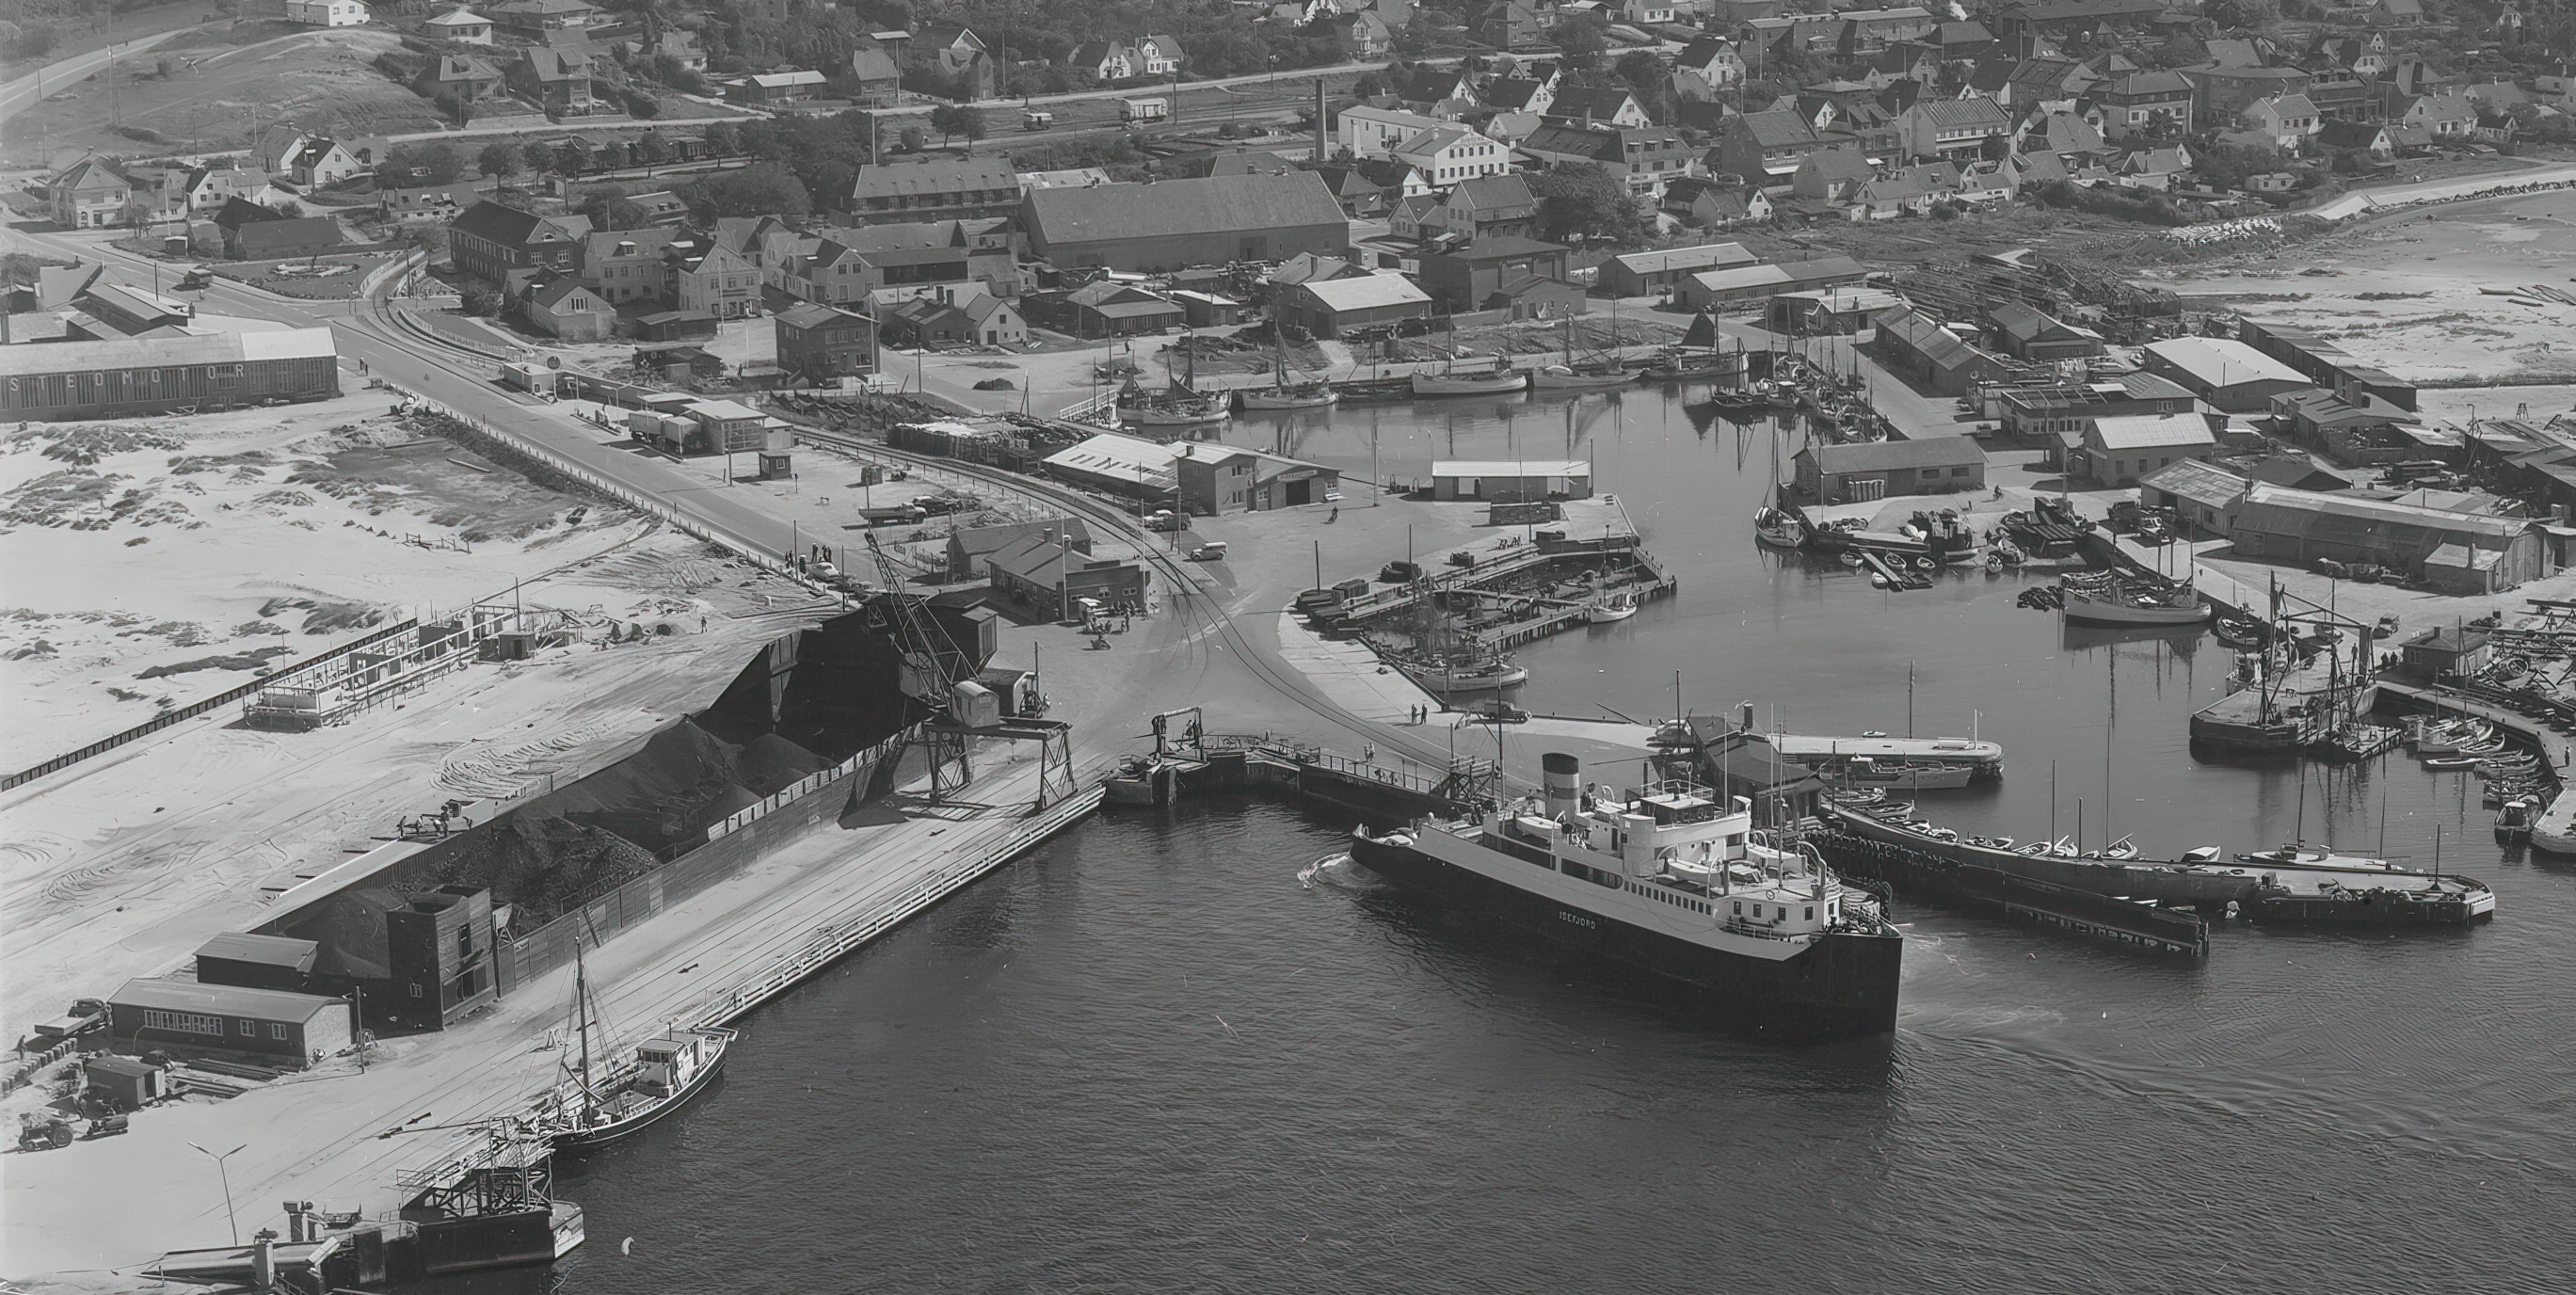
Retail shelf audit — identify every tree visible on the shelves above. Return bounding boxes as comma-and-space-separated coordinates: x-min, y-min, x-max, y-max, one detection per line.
677, 162, 812, 217
436, 91, 472, 129
929, 104, 977, 147
554, 138, 591, 174
899, 123, 927, 152
701, 121, 743, 155
477, 140, 520, 177
1554, 19, 1607, 72
1528, 164, 1644, 245
579, 185, 650, 230
266, 200, 305, 218
623, 88, 663, 120
378, 143, 461, 187
1352, 69, 1386, 98
635, 132, 670, 166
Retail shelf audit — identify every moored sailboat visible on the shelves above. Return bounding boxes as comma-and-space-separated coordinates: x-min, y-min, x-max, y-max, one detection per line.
537, 940, 734, 1151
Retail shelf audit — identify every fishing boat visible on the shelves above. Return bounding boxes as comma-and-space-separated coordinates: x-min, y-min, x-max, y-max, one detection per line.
1400, 655, 1528, 694
538, 941, 734, 1151
1122, 331, 1230, 430
1237, 328, 1339, 410
1639, 346, 1730, 381
1335, 376, 1416, 403
1753, 506, 1807, 549
1586, 593, 1639, 624
2059, 582, 2210, 627
1528, 312, 1633, 388
2498, 795, 2537, 842
1348, 762, 1904, 1040
1414, 361, 1528, 396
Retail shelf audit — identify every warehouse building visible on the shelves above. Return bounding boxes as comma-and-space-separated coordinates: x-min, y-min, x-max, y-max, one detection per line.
0, 327, 339, 420
2140, 337, 2312, 412
986, 535, 1149, 620
1871, 309, 2004, 395
1272, 274, 1433, 339
2226, 483, 2544, 594
1430, 458, 1593, 502
1596, 242, 1758, 297
194, 933, 321, 993
1020, 172, 1350, 272
1042, 432, 1181, 503
2073, 412, 2217, 487
1175, 442, 1340, 514
947, 519, 1093, 579
106, 980, 357, 1069
1792, 436, 1986, 503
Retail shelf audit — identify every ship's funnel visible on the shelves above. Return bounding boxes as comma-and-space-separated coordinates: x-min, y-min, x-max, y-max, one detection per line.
1543, 752, 1580, 817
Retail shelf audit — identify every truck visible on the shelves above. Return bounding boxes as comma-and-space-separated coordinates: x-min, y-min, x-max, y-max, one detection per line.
1120, 96, 1169, 125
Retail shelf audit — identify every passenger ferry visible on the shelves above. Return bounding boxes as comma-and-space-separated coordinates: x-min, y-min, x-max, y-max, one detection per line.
1349, 754, 1902, 1041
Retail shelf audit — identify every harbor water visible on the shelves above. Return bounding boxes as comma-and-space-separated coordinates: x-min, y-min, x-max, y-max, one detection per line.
504, 389, 2569, 1292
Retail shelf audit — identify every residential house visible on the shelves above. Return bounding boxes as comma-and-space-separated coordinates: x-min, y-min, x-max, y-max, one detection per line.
1388, 192, 1441, 241
626, 29, 704, 71
1428, 174, 1538, 241
252, 125, 312, 176
1677, 37, 1746, 88
2367, 0, 2424, 26
575, 226, 682, 305
1659, 178, 1773, 229
1899, 96, 2010, 160
2308, 32, 2390, 79
422, 8, 493, 42
774, 303, 878, 382
1520, 124, 1696, 197
1019, 172, 1350, 272
1066, 40, 1139, 80
1545, 86, 1652, 128
1481, 76, 1556, 117
1846, 167, 1946, 218
1322, 9, 1393, 58
773, 220, 1016, 306
847, 156, 1022, 225
283, 138, 360, 189
1954, 157, 2018, 205
847, 45, 902, 105
2184, 65, 2312, 130
447, 200, 590, 281
285, 0, 370, 25
227, 216, 345, 260
511, 44, 593, 114
1837, 6, 1939, 55
1622, 0, 1678, 24
136, 165, 261, 222
2241, 94, 2320, 152
913, 24, 995, 100
2117, 145, 2191, 191
1392, 125, 1512, 184
415, 53, 505, 103
2095, 70, 2193, 137
1473, 2, 1544, 53
671, 241, 760, 318
1273, 274, 1435, 338
485, 0, 595, 40
523, 274, 614, 340
1790, 147, 1876, 203
1135, 33, 1187, 76
2392, 92, 2477, 141
2004, 56, 2103, 111
1399, 65, 1479, 112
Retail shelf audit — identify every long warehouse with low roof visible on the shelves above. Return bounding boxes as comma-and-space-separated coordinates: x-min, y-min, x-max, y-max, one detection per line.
0, 326, 340, 419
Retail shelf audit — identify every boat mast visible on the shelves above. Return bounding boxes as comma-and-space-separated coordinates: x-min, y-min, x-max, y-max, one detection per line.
575, 937, 595, 1127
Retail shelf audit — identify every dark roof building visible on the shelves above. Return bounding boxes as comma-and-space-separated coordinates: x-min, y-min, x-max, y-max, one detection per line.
106, 979, 357, 1068
947, 519, 1094, 580
847, 156, 1022, 225
227, 215, 345, 260
447, 200, 589, 280
1793, 435, 1988, 503
1020, 173, 1349, 273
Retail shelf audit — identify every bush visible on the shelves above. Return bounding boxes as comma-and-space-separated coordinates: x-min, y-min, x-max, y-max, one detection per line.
621, 88, 662, 120
112, 124, 169, 144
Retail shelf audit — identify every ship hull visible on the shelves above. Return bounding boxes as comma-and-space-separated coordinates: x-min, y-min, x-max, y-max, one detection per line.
552, 1042, 728, 1151
1349, 837, 1902, 1042
1413, 372, 1529, 395
1529, 367, 1635, 390
2061, 592, 2211, 627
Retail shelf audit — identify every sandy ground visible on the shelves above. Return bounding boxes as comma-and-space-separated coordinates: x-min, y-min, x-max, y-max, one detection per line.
2151, 189, 2576, 388
0, 393, 726, 769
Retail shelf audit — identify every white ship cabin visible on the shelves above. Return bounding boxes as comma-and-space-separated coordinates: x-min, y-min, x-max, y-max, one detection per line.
635, 1032, 708, 1095
1476, 756, 1845, 937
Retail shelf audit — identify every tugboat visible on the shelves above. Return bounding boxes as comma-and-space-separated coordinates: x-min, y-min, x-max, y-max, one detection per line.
1348, 754, 1902, 1040
539, 941, 734, 1150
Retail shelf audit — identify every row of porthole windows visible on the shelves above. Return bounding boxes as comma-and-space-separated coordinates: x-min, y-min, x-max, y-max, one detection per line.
1731, 900, 1817, 922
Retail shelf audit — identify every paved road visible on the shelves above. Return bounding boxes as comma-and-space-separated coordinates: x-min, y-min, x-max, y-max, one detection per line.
6, 223, 837, 568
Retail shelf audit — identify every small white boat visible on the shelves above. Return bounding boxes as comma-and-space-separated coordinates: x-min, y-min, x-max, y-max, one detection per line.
1585, 594, 1638, 624
2103, 836, 2139, 861
1414, 369, 1529, 396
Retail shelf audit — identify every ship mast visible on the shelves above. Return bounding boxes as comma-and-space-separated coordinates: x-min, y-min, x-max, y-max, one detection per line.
575, 938, 596, 1127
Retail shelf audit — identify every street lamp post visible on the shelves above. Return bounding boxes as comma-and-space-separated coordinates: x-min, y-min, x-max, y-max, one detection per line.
187, 1142, 248, 1245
